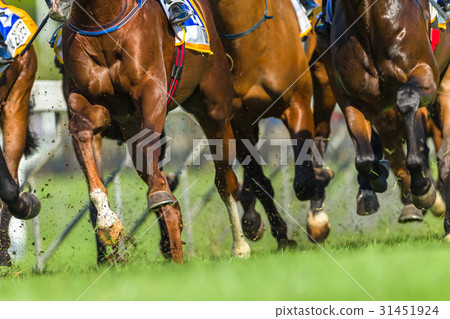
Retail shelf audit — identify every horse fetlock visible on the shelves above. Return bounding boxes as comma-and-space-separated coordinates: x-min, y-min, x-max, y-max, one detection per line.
15, 193, 41, 220
90, 189, 124, 246
232, 239, 251, 258
411, 181, 436, 210
242, 209, 265, 241
430, 190, 446, 217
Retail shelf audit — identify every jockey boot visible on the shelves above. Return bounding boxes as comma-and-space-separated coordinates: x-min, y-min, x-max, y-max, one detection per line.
166, 0, 193, 26
299, 0, 319, 17
314, 0, 331, 39
438, 0, 450, 12
0, 39, 13, 65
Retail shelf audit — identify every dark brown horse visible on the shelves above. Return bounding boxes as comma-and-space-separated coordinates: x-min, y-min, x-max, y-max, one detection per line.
317, 0, 441, 224
375, 107, 445, 222
0, 45, 40, 266
432, 22, 450, 240
50, 0, 250, 263
208, 0, 335, 247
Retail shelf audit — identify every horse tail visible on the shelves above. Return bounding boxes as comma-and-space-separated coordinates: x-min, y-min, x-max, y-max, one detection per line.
24, 97, 38, 157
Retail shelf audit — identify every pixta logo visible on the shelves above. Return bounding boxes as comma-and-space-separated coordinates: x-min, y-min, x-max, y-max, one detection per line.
126, 128, 171, 175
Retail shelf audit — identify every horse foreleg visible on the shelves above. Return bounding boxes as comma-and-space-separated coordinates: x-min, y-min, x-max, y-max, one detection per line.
0, 82, 40, 265
376, 109, 425, 222
282, 94, 317, 201
283, 93, 330, 242
309, 61, 336, 243
202, 120, 250, 258
233, 122, 294, 250
131, 91, 183, 263
68, 92, 124, 247
343, 105, 389, 216
89, 133, 108, 264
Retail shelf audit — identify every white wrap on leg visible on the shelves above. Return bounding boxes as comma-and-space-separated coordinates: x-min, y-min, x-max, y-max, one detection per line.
90, 189, 118, 229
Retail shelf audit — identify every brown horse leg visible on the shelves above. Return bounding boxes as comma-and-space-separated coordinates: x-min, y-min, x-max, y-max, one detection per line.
436, 67, 450, 240
397, 80, 436, 209
282, 93, 317, 202
125, 90, 183, 263
200, 120, 250, 257
308, 60, 336, 243
68, 93, 124, 247
376, 109, 424, 223
343, 106, 389, 215
0, 78, 38, 266
426, 113, 446, 218
88, 133, 108, 264
233, 123, 294, 250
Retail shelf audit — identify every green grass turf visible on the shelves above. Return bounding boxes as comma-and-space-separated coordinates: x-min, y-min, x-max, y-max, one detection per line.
0, 162, 448, 300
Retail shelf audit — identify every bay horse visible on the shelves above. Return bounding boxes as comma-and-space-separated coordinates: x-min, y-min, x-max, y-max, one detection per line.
208, 0, 335, 247
0, 46, 40, 266
50, 0, 250, 263
316, 0, 441, 223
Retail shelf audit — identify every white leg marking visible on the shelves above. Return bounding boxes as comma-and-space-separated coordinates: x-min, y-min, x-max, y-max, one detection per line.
224, 196, 251, 258
90, 189, 118, 229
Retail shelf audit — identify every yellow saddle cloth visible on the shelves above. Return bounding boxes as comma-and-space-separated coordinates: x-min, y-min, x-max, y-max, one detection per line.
0, 2, 37, 58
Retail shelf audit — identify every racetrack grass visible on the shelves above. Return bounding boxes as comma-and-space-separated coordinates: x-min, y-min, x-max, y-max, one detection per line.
0, 163, 448, 301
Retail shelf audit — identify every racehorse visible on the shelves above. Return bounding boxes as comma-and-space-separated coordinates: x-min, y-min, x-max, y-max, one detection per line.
0, 46, 39, 266
316, 0, 443, 224
49, 0, 251, 263
431, 21, 450, 240
208, 0, 335, 247
375, 107, 445, 222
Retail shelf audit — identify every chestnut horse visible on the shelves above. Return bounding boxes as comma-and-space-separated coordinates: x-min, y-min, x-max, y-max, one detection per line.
50, 0, 250, 263
208, 0, 335, 247
0, 45, 40, 266
317, 0, 442, 225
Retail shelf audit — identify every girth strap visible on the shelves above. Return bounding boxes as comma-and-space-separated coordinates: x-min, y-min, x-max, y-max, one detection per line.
167, 43, 185, 105
67, 0, 148, 37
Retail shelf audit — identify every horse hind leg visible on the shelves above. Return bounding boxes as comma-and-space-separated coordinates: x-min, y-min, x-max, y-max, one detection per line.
234, 124, 295, 250
397, 81, 436, 210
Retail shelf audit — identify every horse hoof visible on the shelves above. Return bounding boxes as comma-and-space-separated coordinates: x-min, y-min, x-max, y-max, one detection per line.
356, 189, 380, 216
430, 190, 445, 218
445, 234, 450, 243
278, 239, 297, 250
411, 182, 436, 210
20, 193, 41, 220
242, 210, 265, 241
232, 240, 251, 258
398, 204, 424, 223
148, 191, 174, 211
306, 210, 330, 243
98, 219, 124, 246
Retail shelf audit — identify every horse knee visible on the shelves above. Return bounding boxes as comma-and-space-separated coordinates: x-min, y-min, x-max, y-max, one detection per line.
69, 114, 94, 142
406, 153, 425, 172
397, 85, 420, 115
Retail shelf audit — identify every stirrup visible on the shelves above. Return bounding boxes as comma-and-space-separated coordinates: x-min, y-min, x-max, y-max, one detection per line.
168, 3, 193, 26
314, 12, 331, 39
